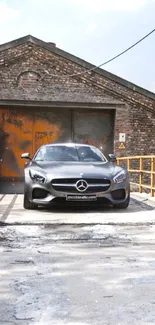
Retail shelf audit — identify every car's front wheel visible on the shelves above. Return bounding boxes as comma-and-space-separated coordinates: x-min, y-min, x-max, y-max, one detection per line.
113, 193, 130, 209
23, 191, 38, 210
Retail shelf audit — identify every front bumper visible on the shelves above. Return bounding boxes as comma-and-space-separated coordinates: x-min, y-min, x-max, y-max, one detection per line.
25, 178, 130, 206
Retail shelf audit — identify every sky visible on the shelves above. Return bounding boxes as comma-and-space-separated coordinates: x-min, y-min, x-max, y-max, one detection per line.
0, 0, 155, 92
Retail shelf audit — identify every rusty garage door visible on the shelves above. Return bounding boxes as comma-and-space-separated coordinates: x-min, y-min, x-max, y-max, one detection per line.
73, 110, 114, 156
0, 108, 114, 194
0, 108, 71, 193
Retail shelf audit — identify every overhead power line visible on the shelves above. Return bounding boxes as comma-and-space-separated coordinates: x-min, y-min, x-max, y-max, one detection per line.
70, 28, 155, 77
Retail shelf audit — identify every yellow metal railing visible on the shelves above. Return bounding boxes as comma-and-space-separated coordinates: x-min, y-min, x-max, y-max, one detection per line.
117, 155, 155, 197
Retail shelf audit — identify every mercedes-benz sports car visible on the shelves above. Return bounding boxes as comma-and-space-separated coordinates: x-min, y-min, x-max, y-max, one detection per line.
21, 143, 130, 210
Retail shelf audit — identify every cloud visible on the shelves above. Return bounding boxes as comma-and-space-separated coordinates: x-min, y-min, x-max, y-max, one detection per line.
0, 1, 20, 22
69, 0, 148, 13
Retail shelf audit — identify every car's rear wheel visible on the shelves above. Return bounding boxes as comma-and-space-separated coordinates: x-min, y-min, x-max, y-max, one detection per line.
113, 193, 130, 209
23, 191, 38, 210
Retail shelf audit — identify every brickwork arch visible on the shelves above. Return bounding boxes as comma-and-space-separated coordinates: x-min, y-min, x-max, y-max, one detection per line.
17, 70, 41, 89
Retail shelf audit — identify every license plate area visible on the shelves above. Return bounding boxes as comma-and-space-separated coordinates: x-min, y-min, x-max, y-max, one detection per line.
66, 195, 97, 201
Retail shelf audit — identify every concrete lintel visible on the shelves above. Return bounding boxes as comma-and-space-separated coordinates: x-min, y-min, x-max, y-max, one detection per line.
0, 100, 124, 109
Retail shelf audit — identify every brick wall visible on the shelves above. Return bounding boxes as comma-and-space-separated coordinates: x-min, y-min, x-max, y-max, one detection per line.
0, 41, 155, 158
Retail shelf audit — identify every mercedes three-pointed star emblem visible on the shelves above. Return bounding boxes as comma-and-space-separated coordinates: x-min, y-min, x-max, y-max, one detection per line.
76, 179, 88, 192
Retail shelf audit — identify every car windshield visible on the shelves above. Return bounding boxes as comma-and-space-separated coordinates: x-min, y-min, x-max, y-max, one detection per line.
34, 145, 107, 162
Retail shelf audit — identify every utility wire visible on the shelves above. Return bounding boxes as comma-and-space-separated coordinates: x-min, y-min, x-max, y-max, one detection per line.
70, 28, 155, 77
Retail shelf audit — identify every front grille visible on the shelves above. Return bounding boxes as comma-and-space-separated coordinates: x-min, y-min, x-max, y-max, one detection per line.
51, 178, 111, 193
52, 178, 110, 185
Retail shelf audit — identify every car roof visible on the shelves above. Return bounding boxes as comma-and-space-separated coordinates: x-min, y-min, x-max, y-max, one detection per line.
44, 143, 95, 148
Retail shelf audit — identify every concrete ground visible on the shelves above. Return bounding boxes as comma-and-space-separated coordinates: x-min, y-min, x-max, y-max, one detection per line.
0, 194, 155, 324
0, 193, 155, 225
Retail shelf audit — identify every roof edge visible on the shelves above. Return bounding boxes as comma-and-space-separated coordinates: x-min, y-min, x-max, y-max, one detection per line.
0, 35, 32, 51
0, 34, 155, 101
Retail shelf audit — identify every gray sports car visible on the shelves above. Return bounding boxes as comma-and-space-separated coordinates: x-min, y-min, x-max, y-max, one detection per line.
21, 143, 130, 210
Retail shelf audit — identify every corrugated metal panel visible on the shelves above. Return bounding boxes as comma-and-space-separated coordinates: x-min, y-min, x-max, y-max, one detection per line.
73, 110, 114, 155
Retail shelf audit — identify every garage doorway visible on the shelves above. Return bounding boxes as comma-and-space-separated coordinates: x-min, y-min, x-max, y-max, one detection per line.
0, 107, 115, 193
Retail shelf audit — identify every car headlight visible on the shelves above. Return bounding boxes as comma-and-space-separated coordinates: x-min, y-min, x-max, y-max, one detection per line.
113, 170, 126, 184
29, 170, 46, 183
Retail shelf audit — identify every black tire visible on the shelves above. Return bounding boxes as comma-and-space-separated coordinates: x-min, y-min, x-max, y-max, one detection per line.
113, 194, 130, 209
23, 191, 37, 210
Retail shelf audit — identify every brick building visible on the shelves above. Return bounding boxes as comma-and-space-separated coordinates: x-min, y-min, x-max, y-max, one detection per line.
0, 35, 155, 193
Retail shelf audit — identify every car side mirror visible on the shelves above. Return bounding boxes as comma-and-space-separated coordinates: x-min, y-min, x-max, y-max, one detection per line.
108, 154, 117, 163
21, 153, 31, 160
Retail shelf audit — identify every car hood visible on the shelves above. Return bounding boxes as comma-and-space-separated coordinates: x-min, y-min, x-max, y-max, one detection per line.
28, 161, 123, 179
